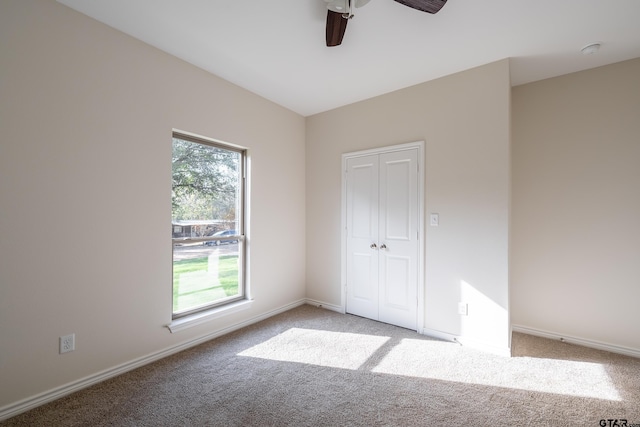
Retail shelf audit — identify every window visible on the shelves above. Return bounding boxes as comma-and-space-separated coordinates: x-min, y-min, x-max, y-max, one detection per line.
172, 132, 246, 319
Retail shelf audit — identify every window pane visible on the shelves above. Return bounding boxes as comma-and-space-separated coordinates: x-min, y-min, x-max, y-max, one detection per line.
172, 137, 241, 229
172, 135, 244, 317
173, 242, 242, 315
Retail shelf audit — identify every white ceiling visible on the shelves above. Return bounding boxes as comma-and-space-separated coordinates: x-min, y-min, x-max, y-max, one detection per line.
58, 0, 640, 117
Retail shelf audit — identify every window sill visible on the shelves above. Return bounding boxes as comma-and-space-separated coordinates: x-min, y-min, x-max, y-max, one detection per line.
167, 299, 253, 333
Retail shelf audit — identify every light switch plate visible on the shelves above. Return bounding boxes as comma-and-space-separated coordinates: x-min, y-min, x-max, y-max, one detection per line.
430, 213, 439, 226
458, 302, 468, 316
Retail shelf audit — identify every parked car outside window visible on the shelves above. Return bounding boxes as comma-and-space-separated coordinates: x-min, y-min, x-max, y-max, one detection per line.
205, 229, 238, 246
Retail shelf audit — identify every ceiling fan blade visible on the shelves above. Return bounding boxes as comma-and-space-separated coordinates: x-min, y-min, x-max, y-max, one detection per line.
326, 10, 348, 47
393, 0, 447, 14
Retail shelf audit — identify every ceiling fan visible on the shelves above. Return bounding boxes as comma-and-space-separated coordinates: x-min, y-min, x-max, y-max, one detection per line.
324, 0, 447, 47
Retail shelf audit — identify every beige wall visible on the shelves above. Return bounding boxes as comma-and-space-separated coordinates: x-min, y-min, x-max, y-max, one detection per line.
306, 60, 511, 353
4, 0, 638, 418
0, 0, 305, 410
511, 58, 640, 350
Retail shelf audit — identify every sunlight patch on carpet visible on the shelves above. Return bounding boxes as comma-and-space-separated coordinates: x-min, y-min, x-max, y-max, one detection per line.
238, 328, 390, 370
371, 338, 621, 401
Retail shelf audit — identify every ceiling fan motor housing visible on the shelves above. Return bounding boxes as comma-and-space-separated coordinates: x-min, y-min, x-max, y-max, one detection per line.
325, 0, 447, 47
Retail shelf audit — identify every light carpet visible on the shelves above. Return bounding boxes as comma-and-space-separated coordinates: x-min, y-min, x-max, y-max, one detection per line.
3, 305, 639, 426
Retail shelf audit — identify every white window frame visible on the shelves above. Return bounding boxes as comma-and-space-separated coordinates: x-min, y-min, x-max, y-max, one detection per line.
168, 131, 249, 330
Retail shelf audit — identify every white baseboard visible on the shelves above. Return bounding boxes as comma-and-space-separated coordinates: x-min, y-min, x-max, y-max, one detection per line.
420, 327, 456, 342
304, 298, 345, 314
0, 299, 307, 422
512, 324, 640, 359
421, 328, 512, 357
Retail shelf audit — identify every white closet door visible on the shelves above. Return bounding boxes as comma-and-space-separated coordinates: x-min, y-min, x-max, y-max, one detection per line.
345, 148, 418, 330
378, 149, 418, 330
345, 154, 379, 321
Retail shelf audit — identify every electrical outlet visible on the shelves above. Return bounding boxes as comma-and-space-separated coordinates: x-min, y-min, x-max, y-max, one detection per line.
60, 334, 75, 354
457, 302, 468, 316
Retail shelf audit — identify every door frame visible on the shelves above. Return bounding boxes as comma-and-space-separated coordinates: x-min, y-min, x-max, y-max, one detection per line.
341, 141, 425, 332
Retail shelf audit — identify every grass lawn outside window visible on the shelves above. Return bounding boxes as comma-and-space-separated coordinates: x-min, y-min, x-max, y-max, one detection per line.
172, 244, 240, 314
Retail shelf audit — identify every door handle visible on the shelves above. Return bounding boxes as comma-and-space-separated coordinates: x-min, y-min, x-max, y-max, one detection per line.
380, 243, 387, 249
370, 243, 377, 249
